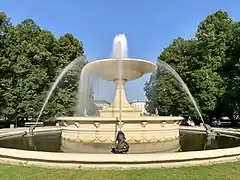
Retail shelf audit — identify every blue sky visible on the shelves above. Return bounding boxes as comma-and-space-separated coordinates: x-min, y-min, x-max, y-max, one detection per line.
1, 0, 240, 101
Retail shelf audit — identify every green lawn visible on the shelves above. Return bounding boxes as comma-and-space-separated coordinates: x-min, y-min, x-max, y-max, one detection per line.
0, 162, 239, 180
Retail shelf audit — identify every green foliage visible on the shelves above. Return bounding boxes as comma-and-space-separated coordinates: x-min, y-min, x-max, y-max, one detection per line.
145, 10, 240, 123
145, 38, 198, 117
220, 21, 240, 122
0, 12, 86, 122
45, 33, 86, 119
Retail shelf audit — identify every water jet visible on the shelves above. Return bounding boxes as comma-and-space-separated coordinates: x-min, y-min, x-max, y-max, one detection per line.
57, 34, 183, 152
0, 34, 238, 169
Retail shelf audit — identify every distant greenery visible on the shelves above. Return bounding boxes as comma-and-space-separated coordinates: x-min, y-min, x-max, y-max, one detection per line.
0, 12, 86, 124
1, 10, 240, 126
145, 10, 240, 125
0, 162, 240, 180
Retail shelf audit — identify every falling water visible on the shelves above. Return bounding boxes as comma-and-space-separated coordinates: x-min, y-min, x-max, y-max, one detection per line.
158, 60, 205, 124
35, 56, 85, 125
75, 61, 116, 116
112, 34, 128, 126
112, 34, 128, 58
74, 34, 128, 118
75, 63, 91, 116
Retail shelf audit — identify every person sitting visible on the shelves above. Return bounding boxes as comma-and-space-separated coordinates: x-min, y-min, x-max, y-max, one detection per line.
111, 130, 129, 154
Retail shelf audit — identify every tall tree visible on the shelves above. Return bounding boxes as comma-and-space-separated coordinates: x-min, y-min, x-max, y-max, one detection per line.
145, 38, 197, 117
194, 10, 232, 118
221, 21, 240, 123
1, 19, 59, 120
42, 33, 86, 119
0, 14, 87, 123
145, 10, 236, 122
0, 12, 14, 118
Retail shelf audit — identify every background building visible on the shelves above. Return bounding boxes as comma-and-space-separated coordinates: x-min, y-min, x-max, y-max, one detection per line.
130, 100, 147, 115
94, 100, 111, 110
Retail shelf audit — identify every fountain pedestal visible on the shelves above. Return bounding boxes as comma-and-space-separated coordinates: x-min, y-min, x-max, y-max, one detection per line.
57, 58, 183, 144
57, 58, 183, 146
56, 37, 185, 153
99, 79, 141, 117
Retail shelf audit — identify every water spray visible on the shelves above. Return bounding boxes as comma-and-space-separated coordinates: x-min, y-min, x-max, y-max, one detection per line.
26, 56, 86, 136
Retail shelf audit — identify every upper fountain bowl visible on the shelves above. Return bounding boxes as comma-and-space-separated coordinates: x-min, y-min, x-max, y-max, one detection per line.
85, 58, 157, 81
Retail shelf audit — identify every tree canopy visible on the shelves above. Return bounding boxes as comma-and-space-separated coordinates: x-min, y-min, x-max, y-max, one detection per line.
145, 10, 240, 124
1, 10, 240, 126
0, 12, 86, 123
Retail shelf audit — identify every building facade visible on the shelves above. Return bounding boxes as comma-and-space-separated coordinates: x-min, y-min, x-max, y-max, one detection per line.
130, 100, 147, 115
94, 100, 111, 110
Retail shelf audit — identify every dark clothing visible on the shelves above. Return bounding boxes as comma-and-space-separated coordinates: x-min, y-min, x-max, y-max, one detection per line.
111, 131, 129, 154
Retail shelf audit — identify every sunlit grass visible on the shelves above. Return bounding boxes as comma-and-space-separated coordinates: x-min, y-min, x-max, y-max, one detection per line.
0, 162, 239, 180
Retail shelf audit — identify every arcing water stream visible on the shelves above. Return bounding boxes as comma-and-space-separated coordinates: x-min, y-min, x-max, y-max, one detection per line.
34, 34, 205, 132
158, 60, 205, 124
34, 56, 86, 126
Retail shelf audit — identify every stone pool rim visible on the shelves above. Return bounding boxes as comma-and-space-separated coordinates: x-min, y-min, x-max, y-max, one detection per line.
0, 126, 239, 169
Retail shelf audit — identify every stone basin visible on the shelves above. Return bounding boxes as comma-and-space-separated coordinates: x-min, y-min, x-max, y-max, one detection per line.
56, 116, 183, 143
85, 58, 157, 81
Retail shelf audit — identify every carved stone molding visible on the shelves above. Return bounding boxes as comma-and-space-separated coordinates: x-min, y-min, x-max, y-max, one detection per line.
141, 121, 148, 128
74, 122, 80, 128
62, 134, 179, 144
93, 121, 100, 128
62, 136, 113, 143
117, 121, 124, 129
160, 121, 166, 127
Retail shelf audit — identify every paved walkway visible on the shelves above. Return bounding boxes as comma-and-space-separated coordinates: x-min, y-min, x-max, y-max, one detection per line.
0, 126, 60, 134
181, 125, 240, 131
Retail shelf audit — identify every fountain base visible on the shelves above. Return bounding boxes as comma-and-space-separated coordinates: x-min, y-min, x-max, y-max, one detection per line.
57, 116, 183, 143
60, 138, 181, 153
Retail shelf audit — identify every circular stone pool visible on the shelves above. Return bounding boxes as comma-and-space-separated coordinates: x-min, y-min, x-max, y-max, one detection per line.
0, 130, 240, 154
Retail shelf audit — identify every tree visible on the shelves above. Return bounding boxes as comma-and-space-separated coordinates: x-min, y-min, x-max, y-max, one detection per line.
145, 10, 236, 123
0, 13, 88, 124
195, 10, 233, 119
221, 21, 240, 123
0, 19, 59, 121
145, 38, 198, 117
42, 33, 86, 119
0, 12, 14, 119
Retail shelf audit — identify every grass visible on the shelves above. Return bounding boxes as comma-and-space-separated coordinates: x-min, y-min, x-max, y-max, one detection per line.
0, 162, 239, 180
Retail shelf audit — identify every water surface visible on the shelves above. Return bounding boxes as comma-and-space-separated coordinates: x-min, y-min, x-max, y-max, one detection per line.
0, 131, 239, 154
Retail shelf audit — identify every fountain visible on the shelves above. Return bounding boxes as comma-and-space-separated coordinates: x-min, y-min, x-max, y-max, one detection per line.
56, 34, 183, 149
0, 34, 239, 168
